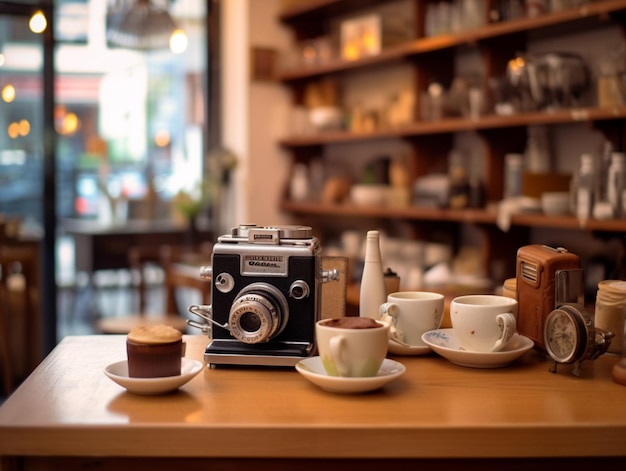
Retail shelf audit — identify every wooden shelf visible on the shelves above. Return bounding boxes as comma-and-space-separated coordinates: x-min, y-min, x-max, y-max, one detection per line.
278, 0, 626, 82
279, 0, 387, 23
277, 0, 626, 280
281, 199, 626, 232
279, 106, 626, 147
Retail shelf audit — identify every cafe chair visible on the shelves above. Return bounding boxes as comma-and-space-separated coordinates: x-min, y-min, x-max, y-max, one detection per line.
0, 295, 10, 396
159, 244, 213, 316
95, 244, 212, 335
0, 241, 40, 395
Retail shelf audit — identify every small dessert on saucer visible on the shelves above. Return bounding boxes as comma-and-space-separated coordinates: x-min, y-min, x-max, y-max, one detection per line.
126, 324, 184, 378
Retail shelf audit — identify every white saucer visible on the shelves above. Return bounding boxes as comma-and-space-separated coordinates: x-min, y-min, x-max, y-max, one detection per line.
104, 358, 203, 395
421, 329, 534, 368
295, 357, 405, 394
388, 339, 431, 356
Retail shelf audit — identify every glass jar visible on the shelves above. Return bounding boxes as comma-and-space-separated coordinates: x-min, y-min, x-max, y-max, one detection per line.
502, 277, 517, 300
595, 280, 626, 354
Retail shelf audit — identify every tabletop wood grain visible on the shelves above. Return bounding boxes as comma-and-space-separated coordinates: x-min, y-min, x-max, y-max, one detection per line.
0, 335, 625, 462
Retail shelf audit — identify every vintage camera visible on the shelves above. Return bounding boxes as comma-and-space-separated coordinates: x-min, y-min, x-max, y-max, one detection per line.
516, 244, 583, 350
188, 224, 339, 367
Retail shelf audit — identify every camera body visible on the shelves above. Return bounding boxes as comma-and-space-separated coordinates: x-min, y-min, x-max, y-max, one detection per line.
516, 244, 584, 349
197, 224, 330, 367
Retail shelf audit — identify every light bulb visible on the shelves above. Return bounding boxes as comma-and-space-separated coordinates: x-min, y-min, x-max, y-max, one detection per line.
169, 28, 188, 54
29, 10, 47, 34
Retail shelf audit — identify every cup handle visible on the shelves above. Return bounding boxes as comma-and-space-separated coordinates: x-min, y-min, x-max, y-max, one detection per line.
329, 335, 350, 377
491, 312, 517, 352
379, 302, 408, 345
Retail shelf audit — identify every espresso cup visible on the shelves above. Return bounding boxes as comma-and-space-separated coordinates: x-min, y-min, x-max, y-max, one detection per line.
450, 295, 518, 353
379, 291, 444, 347
316, 317, 389, 377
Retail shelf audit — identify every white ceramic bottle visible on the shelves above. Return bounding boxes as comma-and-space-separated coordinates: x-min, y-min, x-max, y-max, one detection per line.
607, 152, 626, 217
359, 230, 387, 320
570, 153, 596, 226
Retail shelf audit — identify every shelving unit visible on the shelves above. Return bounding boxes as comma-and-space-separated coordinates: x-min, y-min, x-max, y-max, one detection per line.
277, 0, 626, 282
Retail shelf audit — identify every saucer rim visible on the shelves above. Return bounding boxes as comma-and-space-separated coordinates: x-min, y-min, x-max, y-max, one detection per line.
388, 339, 431, 356
104, 357, 203, 394
421, 328, 534, 355
295, 357, 405, 393
420, 328, 534, 368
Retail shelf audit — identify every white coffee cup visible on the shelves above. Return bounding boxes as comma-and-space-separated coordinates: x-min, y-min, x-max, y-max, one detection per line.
316, 317, 389, 377
379, 291, 444, 347
450, 295, 518, 353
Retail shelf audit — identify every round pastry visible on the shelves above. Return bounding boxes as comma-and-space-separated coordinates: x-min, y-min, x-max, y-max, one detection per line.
126, 325, 184, 378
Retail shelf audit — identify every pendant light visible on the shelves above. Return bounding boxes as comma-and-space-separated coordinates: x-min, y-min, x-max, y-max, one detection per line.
106, 0, 186, 52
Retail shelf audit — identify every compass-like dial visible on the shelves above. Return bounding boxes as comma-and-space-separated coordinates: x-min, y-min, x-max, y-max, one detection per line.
544, 304, 614, 375
545, 310, 576, 359
544, 305, 588, 364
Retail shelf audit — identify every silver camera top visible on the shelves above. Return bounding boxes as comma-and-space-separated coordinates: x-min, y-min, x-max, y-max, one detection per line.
219, 224, 314, 245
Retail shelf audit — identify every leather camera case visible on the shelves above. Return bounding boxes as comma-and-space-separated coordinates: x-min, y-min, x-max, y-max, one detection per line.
516, 245, 581, 350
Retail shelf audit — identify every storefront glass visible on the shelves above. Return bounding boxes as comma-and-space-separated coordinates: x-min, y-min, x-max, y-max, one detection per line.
1, 0, 208, 228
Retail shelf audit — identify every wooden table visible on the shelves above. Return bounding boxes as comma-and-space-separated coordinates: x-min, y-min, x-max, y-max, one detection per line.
1, 335, 625, 471
61, 219, 212, 273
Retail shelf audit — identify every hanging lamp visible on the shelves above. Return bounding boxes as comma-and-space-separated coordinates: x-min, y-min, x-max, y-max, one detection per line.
106, 0, 181, 51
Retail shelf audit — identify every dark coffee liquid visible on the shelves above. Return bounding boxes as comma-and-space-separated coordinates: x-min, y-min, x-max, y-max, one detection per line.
322, 317, 381, 329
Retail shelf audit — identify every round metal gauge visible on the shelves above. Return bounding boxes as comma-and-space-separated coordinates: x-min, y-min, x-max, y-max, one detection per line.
544, 304, 588, 364
543, 303, 614, 376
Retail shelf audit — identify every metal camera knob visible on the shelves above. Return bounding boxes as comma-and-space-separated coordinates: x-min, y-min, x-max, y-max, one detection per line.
322, 268, 340, 283
199, 265, 212, 280
289, 280, 310, 300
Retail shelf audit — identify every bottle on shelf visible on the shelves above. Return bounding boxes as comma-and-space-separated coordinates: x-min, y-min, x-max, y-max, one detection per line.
289, 163, 309, 201
503, 153, 524, 199
448, 150, 469, 209
524, 125, 551, 173
359, 230, 387, 320
607, 152, 626, 218
569, 153, 596, 226
593, 141, 614, 220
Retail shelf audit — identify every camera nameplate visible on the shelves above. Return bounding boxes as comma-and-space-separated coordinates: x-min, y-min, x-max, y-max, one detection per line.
241, 254, 288, 276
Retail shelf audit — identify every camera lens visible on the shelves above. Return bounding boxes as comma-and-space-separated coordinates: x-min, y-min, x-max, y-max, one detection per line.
228, 283, 289, 344
239, 312, 262, 332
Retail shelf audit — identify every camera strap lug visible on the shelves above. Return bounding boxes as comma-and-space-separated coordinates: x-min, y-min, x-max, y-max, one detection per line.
186, 319, 211, 334
188, 304, 231, 333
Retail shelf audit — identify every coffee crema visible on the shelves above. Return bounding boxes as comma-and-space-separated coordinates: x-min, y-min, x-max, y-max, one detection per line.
322, 317, 381, 329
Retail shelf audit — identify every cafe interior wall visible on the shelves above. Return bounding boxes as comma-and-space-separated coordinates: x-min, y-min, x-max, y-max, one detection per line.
221, 1, 624, 283
219, 0, 292, 232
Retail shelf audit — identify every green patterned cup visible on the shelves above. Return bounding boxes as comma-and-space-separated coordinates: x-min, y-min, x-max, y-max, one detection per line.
316, 317, 389, 377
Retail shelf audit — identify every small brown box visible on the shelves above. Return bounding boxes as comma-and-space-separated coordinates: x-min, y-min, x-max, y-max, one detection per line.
516, 245, 582, 349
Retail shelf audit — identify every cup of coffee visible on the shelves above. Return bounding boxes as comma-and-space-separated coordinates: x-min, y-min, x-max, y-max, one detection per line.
450, 295, 518, 353
379, 291, 444, 347
316, 317, 389, 377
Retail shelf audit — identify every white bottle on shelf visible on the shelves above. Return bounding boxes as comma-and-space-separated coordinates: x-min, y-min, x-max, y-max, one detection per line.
570, 153, 596, 226
359, 230, 387, 320
290, 164, 309, 201
607, 152, 626, 217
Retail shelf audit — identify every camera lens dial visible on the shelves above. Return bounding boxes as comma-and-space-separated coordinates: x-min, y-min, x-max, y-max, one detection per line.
215, 272, 235, 293
228, 283, 289, 344
289, 280, 310, 300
